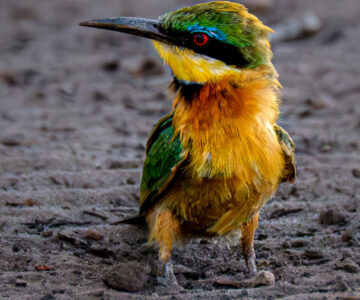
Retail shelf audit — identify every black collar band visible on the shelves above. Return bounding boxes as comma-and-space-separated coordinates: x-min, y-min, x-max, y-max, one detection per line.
170, 77, 204, 102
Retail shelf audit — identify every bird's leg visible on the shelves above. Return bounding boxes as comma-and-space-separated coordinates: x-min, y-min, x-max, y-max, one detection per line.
150, 210, 182, 289
240, 212, 259, 275
159, 238, 177, 285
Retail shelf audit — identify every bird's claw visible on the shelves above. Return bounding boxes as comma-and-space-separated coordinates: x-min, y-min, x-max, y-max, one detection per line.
245, 253, 257, 275
157, 262, 184, 290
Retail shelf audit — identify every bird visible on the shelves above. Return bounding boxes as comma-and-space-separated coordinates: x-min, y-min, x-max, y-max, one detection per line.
80, 1, 297, 287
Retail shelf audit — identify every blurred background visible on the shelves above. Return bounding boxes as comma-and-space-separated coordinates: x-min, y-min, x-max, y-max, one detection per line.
0, 0, 359, 298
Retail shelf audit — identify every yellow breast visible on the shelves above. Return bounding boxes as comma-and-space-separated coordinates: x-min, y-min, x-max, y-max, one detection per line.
173, 76, 284, 184
164, 76, 285, 234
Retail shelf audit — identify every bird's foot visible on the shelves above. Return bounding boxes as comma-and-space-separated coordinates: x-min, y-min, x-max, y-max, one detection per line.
156, 262, 183, 290
245, 253, 257, 276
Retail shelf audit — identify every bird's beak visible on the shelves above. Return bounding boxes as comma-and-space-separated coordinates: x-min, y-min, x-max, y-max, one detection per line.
79, 17, 171, 44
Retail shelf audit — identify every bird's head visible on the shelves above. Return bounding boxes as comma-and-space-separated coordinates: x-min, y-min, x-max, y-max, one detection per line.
81, 1, 275, 84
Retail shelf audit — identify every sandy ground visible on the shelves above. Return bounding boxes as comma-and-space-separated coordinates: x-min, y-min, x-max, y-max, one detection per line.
0, 0, 359, 299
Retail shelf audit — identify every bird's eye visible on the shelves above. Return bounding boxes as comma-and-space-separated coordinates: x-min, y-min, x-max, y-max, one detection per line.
193, 33, 209, 46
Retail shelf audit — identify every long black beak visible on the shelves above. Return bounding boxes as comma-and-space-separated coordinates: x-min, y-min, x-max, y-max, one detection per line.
80, 17, 170, 44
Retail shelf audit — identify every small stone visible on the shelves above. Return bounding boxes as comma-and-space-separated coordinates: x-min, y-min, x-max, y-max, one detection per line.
101, 60, 119, 72
83, 230, 103, 241
1, 134, 24, 147
341, 229, 353, 243
303, 249, 324, 259
291, 239, 309, 248
249, 271, 275, 287
23, 198, 41, 206
319, 208, 347, 225
352, 169, 360, 179
320, 143, 332, 152
15, 280, 27, 287
343, 263, 359, 273
104, 262, 151, 292
302, 13, 322, 36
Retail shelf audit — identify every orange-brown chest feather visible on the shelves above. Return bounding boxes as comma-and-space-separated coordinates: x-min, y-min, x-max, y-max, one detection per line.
173, 77, 283, 182
162, 77, 285, 233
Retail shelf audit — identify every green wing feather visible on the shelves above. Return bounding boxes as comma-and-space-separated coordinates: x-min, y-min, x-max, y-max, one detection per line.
274, 125, 297, 183
139, 112, 187, 214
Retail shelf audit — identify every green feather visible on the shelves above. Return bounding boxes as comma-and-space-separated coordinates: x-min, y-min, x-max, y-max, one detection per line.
274, 125, 297, 183
140, 112, 186, 213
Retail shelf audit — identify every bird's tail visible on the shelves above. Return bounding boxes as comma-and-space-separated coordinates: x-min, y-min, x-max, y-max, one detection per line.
112, 215, 146, 226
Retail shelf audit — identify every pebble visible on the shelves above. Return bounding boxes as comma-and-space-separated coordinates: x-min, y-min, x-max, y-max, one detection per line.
1, 134, 24, 147
335, 258, 360, 274
352, 169, 360, 178
100, 60, 119, 72
303, 249, 325, 260
320, 143, 332, 153
342, 263, 359, 273
15, 280, 27, 287
83, 230, 103, 241
319, 208, 347, 225
341, 229, 353, 243
103, 261, 151, 292
23, 198, 41, 207
249, 271, 275, 287
291, 239, 309, 248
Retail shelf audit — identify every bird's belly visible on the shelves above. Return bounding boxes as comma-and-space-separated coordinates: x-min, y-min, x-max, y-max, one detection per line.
161, 175, 277, 235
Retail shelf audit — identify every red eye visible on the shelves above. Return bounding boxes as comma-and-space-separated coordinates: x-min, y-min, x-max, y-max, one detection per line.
193, 33, 209, 46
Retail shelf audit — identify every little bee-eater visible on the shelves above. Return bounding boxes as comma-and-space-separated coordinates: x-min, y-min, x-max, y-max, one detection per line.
81, 1, 297, 285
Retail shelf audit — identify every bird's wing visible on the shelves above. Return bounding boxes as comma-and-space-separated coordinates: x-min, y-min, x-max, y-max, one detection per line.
139, 111, 188, 214
274, 125, 297, 183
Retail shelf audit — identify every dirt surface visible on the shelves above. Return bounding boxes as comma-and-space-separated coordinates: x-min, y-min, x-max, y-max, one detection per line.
1, 0, 359, 299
